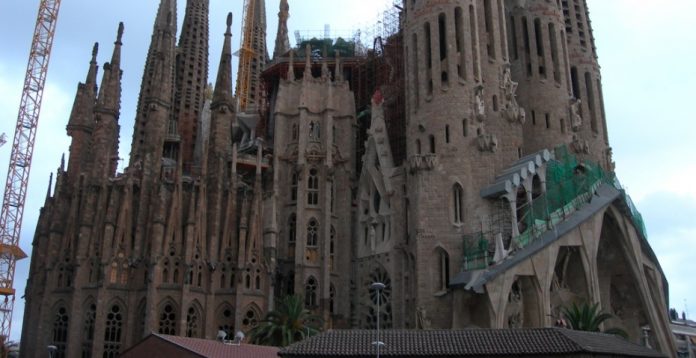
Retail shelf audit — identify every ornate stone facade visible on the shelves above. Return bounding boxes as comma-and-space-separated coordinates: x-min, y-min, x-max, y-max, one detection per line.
20, 0, 676, 357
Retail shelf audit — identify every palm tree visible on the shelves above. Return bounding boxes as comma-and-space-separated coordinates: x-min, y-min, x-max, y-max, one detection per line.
248, 295, 323, 347
561, 302, 628, 338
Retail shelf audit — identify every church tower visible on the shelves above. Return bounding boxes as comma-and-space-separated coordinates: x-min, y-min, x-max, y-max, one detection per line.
505, 0, 574, 154
129, 0, 177, 173
561, 0, 611, 169
400, 0, 525, 328
173, 0, 210, 170
272, 46, 356, 326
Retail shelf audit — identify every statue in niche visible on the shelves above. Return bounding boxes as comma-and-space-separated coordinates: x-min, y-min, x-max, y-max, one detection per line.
570, 97, 583, 131
605, 147, 616, 172
474, 85, 486, 122
571, 134, 590, 154
506, 281, 523, 328
309, 121, 321, 141
416, 306, 432, 330
508, 312, 522, 328
477, 128, 498, 153
501, 67, 526, 124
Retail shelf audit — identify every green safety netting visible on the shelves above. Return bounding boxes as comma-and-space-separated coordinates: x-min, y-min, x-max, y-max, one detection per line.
462, 233, 489, 271
462, 145, 648, 271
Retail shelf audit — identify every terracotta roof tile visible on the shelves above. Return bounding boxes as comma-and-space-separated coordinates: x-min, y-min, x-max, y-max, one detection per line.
279, 328, 665, 357
154, 334, 279, 358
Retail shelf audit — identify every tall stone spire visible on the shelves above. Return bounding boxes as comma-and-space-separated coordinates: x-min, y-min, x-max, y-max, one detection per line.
92, 22, 124, 180
235, 0, 269, 112
272, 0, 290, 59
212, 13, 235, 111
65, 42, 99, 179
173, 0, 210, 170
129, 0, 177, 167
209, 13, 235, 156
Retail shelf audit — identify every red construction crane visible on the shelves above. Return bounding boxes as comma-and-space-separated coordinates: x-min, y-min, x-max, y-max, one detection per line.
0, 0, 62, 343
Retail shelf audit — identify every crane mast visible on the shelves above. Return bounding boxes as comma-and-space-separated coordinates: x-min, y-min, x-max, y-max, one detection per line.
0, 0, 62, 342
236, 0, 257, 112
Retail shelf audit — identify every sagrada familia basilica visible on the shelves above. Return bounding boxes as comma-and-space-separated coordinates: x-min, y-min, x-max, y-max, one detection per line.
19, 0, 677, 356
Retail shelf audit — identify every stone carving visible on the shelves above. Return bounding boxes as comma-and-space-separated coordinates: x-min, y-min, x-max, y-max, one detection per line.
416, 306, 432, 330
408, 154, 437, 173
501, 67, 526, 124
474, 85, 486, 122
570, 97, 583, 131
477, 129, 498, 153
571, 134, 590, 154
605, 147, 616, 172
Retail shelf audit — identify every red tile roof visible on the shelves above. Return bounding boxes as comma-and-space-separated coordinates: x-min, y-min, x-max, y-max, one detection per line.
152, 334, 279, 358
279, 328, 665, 357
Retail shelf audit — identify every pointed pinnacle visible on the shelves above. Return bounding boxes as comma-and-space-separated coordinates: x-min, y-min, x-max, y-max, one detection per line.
117, 22, 124, 44
91, 42, 99, 63
226, 12, 233, 33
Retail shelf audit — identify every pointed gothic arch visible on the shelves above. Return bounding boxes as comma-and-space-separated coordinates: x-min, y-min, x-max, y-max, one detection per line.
434, 247, 450, 292
597, 209, 651, 342
81, 298, 97, 357
186, 300, 204, 338
363, 264, 393, 329
51, 302, 70, 358
157, 298, 179, 335
550, 246, 590, 319
103, 299, 126, 358
215, 303, 235, 339
241, 303, 262, 332
504, 275, 543, 328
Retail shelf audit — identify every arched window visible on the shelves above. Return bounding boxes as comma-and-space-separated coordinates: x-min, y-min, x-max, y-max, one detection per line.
255, 275, 261, 290
217, 306, 235, 338
103, 304, 123, 358
290, 172, 298, 203
186, 306, 201, 338
453, 184, 464, 224
305, 276, 318, 308
437, 249, 450, 291
82, 303, 96, 358
415, 139, 422, 154
438, 13, 449, 87
454, 7, 466, 80
52, 306, 69, 358
158, 303, 177, 335
330, 226, 336, 270
307, 168, 319, 205
288, 214, 297, 244
307, 219, 319, 247
429, 135, 436, 153
242, 307, 259, 330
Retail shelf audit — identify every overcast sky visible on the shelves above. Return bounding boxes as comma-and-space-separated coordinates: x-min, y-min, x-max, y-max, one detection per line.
0, 0, 694, 342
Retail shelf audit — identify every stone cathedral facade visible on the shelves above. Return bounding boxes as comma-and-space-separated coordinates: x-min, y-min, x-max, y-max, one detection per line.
20, 0, 677, 357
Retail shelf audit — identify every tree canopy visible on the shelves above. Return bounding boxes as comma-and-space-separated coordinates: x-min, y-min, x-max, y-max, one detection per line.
248, 295, 323, 347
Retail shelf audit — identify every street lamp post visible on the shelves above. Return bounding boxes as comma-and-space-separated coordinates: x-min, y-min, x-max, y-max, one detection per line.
371, 282, 386, 358
47, 345, 57, 358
